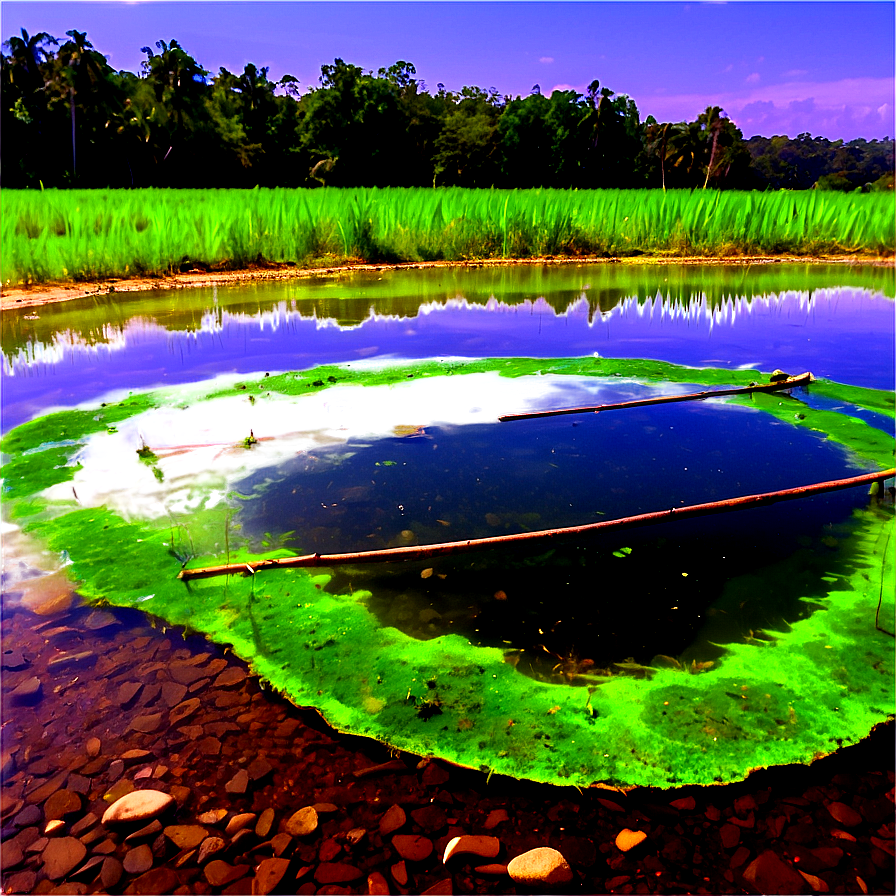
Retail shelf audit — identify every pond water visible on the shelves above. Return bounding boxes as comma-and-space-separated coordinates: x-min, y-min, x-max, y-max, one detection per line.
2, 262, 894, 787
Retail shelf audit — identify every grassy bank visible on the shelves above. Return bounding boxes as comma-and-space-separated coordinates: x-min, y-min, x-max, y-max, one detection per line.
3, 187, 893, 286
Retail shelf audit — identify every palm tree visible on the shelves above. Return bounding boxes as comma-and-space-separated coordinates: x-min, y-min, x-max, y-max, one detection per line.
3, 28, 57, 91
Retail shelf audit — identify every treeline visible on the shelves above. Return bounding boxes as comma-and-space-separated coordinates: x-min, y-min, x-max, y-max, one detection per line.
2, 29, 894, 192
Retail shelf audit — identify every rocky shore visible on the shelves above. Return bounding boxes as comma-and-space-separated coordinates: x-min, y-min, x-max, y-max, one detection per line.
1, 568, 893, 895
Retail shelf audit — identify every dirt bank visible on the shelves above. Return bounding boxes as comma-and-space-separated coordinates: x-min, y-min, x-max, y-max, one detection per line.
2, 254, 892, 311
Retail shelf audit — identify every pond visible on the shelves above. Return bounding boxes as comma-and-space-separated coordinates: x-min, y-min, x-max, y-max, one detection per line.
2, 262, 894, 789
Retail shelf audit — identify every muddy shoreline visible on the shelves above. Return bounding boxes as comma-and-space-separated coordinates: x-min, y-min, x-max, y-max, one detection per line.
2, 254, 893, 311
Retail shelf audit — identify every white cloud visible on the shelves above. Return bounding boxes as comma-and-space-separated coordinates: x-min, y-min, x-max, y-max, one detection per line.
745, 73, 760, 84
539, 56, 554, 64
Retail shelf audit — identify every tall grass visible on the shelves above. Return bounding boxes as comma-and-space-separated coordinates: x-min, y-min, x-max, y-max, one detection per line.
3, 187, 893, 285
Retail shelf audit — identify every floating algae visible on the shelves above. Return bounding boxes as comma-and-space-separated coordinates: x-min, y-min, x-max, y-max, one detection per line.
2, 357, 893, 788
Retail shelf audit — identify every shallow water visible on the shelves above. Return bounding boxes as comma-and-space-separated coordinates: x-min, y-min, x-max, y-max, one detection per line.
2, 263, 894, 432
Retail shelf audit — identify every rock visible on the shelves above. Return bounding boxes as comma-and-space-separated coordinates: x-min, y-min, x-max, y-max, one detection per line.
483, 809, 509, 830
827, 801, 862, 827
129, 713, 163, 734
164, 824, 208, 849
392, 834, 433, 862
11, 676, 42, 704
346, 827, 366, 846
225, 813, 255, 836
320, 838, 342, 861
799, 870, 830, 892
670, 796, 696, 811
121, 749, 154, 765
421, 879, 453, 895
47, 650, 95, 671
1, 648, 28, 670
367, 870, 390, 895
161, 681, 188, 706
198, 836, 226, 864
271, 833, 292, 856
720, 823, 741, 849
118, 681, 143, 706
248, 757, 273, 782
507, 847, 573, 887
410, 805, 447, 833
123, 867, 179, 895
379, 805, 406, 836
391, 860, 408, 886
42, 836, 87, 880
254, 857, 290, 895
3, 840, 24, 870
316, 862, 363, 884
169, 697, 201, 724
100, 856, 123, 889
102, 790, 175, 825
285, 806, 318, 837
125, 819, 163, 842
615, 829, 647, 852
256, 807, 275, 838
214, 667, 247, 688
742, 850, 807, 894
474, 863, 508, 875
85, 737, 101, 759
443, 835, 501, 863
205, 859, 249, 887
44, 789, 82, 820
123, 843, 154, 874
197, 736, 222, 756
14, 804, 42, 828
83, 609, 119, 631
421, 761, 450, 787
44, 819, 66, 837
197, 808, 228, 825
225, 769, 250, 794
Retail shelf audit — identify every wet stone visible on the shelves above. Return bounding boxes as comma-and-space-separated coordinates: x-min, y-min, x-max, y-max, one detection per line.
1, 648, 28, 670
827, 801, 863, 827
225, 768, 249, 794
316, 862, 363, 884
255, 807, 275, 838
285, 806, 318, 837
121, 749, 154, 766
47, 650, 96, 671
164, 824, 208, 850
411, 805, 447, 833
379, 804, 406, 836
205, 859, 250, 887
129, 712, 163, 734
44, 789, 81, 821
161, 681, 188, 706
100, 856, 123, 889
123, 843, 154, 874
44, 820, 66, 837
41, 836, 87, 880
483, 809, 509, 830
197, 836, 226, 864
214, 667, 247, 688
392, 834, 433, 862
742, 850, 807, 894
123, 866, 179, 895
102, 789, 175, 825
224, 812, 255, 836
248, 757, 273, 782
83, 609, 119, 631
13, 804, 42, 828
254, 857, 290, 895
11, 676, 42, 704
197, 736, 221, 756
507, 847, 573, 887
125, 819, 163, 842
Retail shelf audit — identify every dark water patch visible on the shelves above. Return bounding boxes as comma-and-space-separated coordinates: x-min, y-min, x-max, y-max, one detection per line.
234, 401, 877, 677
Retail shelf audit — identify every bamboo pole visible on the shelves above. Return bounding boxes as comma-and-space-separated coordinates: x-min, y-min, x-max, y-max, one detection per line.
498, 372, 814, 422
177, 467, 893, 581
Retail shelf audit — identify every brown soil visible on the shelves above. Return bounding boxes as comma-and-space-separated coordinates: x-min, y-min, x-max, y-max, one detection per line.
2, 255, 892, 312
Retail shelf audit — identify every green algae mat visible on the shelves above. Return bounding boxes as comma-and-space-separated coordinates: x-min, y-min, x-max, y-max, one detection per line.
2, 357, 894, 789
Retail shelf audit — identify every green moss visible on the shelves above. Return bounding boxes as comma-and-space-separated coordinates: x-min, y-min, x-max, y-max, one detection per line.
3, 357, 893, 788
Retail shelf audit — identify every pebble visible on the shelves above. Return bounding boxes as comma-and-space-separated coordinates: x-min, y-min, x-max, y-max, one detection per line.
125, 819, 163, 842
379, 804, 406, 836
44, 789, 82, 820
615, 828, 648, 852
121, 749, 154, 765
742, 849, 807, 894
164, 824, 208, 849
225, 812, 256, 835
11, 675, 42, 703
474, 863, 508, 875
507, 847, 573, 887
483, 809, 509, 830
47, 649, 96, 670
85, 737, 101, 758
248, 757, 273, 782
197, 808, 228, 825
391, 860, 408, 886
100, 856, 123, 889
123, 843, 154, 874
254, 857, 290, 895
1, 647, 28, 670
169, 697, 201, 724
41, 836, 87, 880
316, 862, 363, 884
118, 681, 143, 706
122, 866, 179, 894
225, 768, 250, 794
443, 834, 501, 862
129, 712, 163, 734
828, 801, 863, 827
205, 859, 250, 887
392, 833, 434, 862
102, 790, 175, 825
197, 836, 226, 864
255, 807, 275, 838
44, 819, 66, 836
285, 806, 319, 837
367, 870, 390, 895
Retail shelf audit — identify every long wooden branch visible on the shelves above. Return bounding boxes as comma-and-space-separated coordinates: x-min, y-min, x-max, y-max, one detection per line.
177, 467, 893, 581
498, 372, 814, 422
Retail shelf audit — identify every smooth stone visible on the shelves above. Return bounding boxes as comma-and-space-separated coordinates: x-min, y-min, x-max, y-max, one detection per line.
392, 834, 433, 862
205, 859, 249, 887
42, 836, 87, 880
315, 862, 363, 884
271, 832, 292, 856
123, 867, 179, 895
247, 757, 273, 782
391, 860, 408, 886
474, 863, 508, 875
3, 840, 24, 870
125, 819, 163, 842
161, 681, 188, 706
102, 790, 175, 825
827, 801, 862, 827
123, 843, 154, 874
11, 676, 42, 703
70, 814, 98, 839
129, 713, 162, 734
615, 828, 648, 852
444, 834, 501, 862
214, 667, 247, 688
164, 824, 208, 849
224, 812, 255, 836
83, 609, 119, 631
197, 809, 228, 825
47, 650, 95, 670
169, 697, 201, 724
379, 804, 406, 836
197, 836, 226, 864
100, 856, 123, 889
285, 806, 318, 837
255, 807, 275, 838
254, 857, 290, 895
225, 769, 250, 795
421, 879, 453, 895
121, 749, 154, 765
507, 847, 573, 887
44, 819, 66, 837
483, 809, 509, 830
85, 737, 101, 759
367, 870, 390, 895
742, 849, 808, 894
44, 789, 82, 820
13, 804, 42, 828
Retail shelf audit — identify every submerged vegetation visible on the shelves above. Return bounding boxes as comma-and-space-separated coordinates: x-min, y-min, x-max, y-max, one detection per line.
4, 186, 893, 285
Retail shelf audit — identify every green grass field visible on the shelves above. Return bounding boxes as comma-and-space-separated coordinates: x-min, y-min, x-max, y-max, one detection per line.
3, 187, 893, 285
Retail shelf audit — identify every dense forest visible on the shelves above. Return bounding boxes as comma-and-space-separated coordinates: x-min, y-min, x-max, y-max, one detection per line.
2, 29, 894, 192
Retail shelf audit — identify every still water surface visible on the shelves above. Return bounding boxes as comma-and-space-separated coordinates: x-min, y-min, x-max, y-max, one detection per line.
2, 263, 893, 672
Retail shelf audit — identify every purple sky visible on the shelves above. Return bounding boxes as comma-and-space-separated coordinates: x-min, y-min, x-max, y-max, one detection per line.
3, 1, 894, 140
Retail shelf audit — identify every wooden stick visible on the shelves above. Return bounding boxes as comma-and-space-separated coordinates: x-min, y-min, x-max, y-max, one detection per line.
177, 467, 893, 581
498, 372, 814, 422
